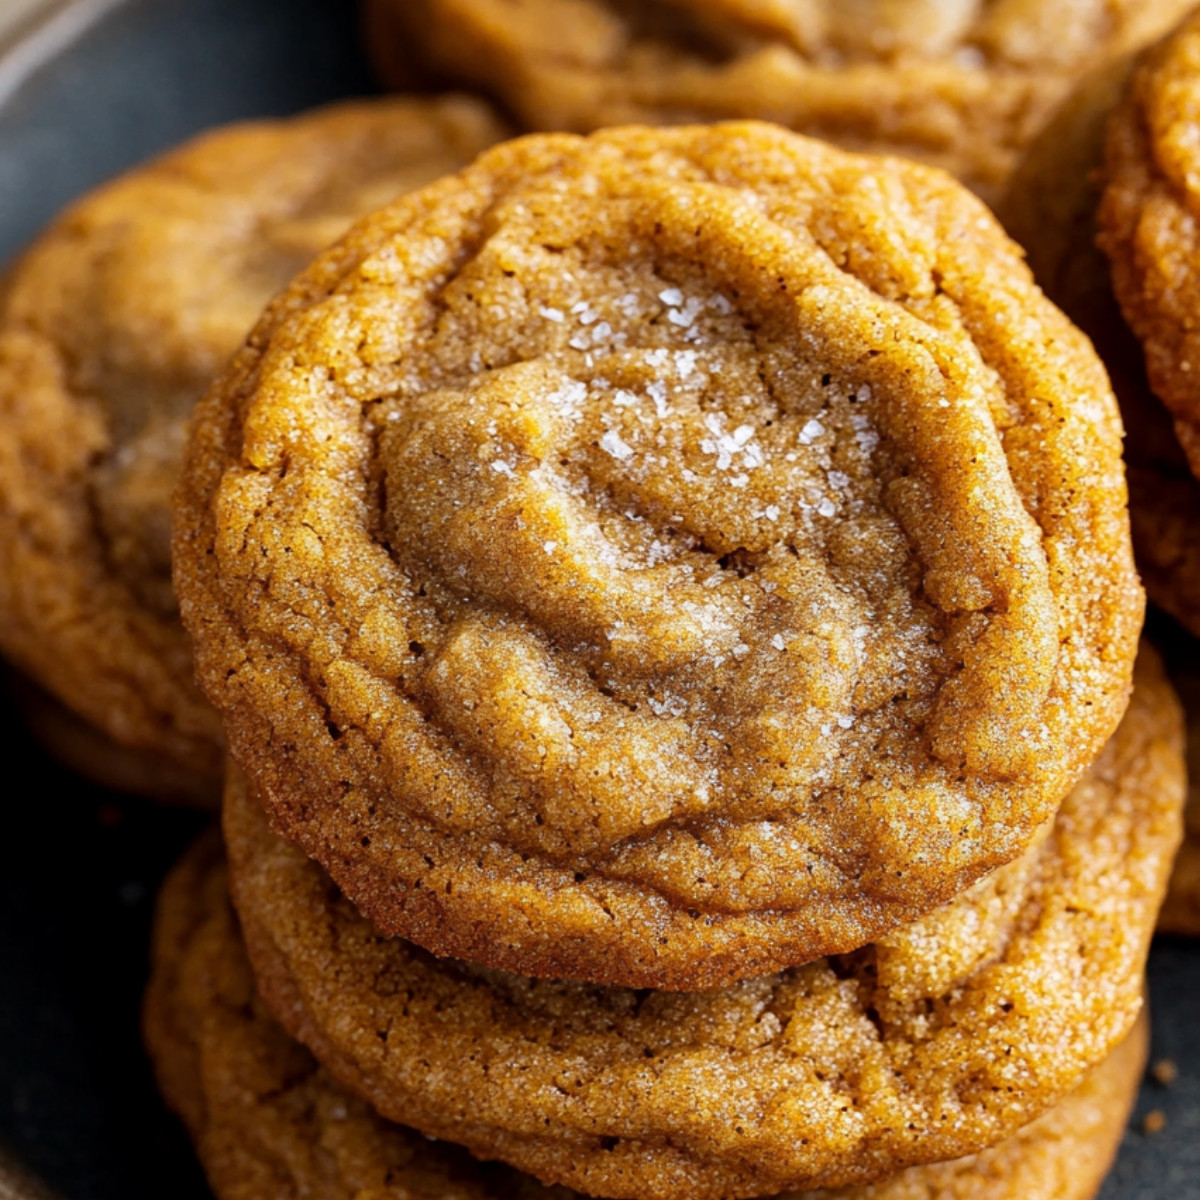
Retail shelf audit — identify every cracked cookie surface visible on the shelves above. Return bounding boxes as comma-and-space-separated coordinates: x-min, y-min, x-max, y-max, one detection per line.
221, 646, 1180, 1200
364, 0, 1193, 204
0, 95, 506, 784
176, 122, 1142, 988
146, 831, 1149, 1200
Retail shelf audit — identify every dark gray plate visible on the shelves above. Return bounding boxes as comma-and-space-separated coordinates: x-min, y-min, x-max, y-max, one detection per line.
0, 2, 1195, 1197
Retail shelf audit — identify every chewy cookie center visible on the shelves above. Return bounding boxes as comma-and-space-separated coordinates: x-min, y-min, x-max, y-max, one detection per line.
355, 148, 1055, 866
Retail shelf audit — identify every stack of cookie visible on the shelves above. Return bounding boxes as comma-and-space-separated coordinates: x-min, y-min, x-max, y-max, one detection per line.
154, 122, 1179, 1200
0, 4, 1194, 1199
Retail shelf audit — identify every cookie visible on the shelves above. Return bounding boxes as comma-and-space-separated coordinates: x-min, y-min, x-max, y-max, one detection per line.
222, 645, 1181, 1200
176, 121, 1143, 989
1000, 54, 1200, 638
363, 0, 1193, 204
145, 833, 1150, 1200
0, 95, 507, 786
1100, 7, 1200, 482
1161, 794, 1200, 935
7, 669, 217, 806
1158, 630, 1200, 937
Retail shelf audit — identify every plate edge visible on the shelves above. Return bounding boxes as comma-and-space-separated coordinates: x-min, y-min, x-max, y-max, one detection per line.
0, 0, 130, 108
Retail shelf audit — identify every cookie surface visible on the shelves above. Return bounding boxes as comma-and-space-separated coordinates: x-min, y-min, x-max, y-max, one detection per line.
176, 121, 1142, 989
1101, 8, 1200, 480
146, 833, 1149, 1200
0, 95, 507, 780
1001, 53, 1200, 638
365, 0, 1192, 203
223, 645, 1181, 1200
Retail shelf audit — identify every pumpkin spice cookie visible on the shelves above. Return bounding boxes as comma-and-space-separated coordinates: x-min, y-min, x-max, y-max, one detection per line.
176, 122, 1143, 989
1001, 53, 1200, 637
1158, 629, 1200, 937
1161, 751, 1200, 936
0, 95, 507, 791
1100, 7, 1200, 482
144, 833, 1151, 1200
363, 0, 1193, 204
222, 646, 1182, 1200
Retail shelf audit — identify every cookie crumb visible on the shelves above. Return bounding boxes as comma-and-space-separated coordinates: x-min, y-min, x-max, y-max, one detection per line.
1151, 1059, 1178, 1087
1142, 1109, 1167, 1135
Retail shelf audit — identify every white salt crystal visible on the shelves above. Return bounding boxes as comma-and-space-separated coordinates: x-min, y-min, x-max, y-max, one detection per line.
600, 430, 635, 461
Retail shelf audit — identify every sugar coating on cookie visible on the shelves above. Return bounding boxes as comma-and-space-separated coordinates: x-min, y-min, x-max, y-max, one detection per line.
220, 645, 1180, 1200
365, 0, 1194, 202
1101, 7, 1200, 482
176, 122, 1142, 989
145, 832, 1150, 1200
0, 95, 507, 779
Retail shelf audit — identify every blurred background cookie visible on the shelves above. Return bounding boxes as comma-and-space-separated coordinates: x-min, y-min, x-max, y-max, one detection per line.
362, 0, 1193, 205
0, 94, 507, 800
1000, 47, 1200, 639
1101, 8, 1200, 481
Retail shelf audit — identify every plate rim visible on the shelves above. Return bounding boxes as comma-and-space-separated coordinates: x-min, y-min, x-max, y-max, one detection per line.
0, 0, 128, 108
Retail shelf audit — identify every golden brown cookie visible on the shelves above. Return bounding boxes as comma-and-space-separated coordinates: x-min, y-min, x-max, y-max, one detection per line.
1101, 7, 1200, 481
1001, 53, 1200, 638
1161, 789, 1200, 935
364, 0, 1193, 204
6, 669, 217, 806
176, 121, 1143, 990
222, 645, 1181, 1200
1157, 629, 1200, 937
145, 832, 1150, 1200
0, 95, 507, 786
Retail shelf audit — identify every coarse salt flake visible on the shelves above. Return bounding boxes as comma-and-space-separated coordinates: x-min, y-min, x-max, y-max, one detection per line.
600, 430, 635, 461
799, 418, 825, 444
647, 381, 670, 418
539, 306, 564, 322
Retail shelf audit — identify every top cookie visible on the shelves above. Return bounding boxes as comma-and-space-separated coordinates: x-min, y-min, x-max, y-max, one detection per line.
1101, 7, 1200, 479
0, 95, 507, 780
175, 122, 1142, 990
365, 0, 1194, 203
